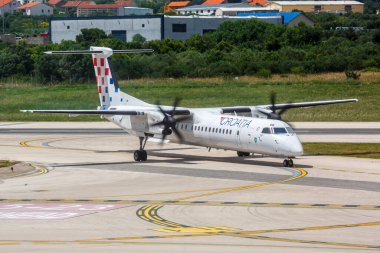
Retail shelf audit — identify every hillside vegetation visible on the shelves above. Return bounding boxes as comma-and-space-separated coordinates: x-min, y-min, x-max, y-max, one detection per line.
0, 16, 379, 83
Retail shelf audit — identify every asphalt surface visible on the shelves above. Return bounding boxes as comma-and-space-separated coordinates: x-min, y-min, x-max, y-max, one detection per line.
0, 122, 379, 253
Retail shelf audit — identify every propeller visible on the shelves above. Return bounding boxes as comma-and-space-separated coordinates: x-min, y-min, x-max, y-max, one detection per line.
259, 92, 293, 124
151, 98, 192, 143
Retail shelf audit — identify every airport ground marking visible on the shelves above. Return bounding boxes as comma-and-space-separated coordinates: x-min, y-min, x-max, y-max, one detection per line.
135, 167, 309, 234
1, 220, 380, 249
173, 167, 307, 201
0, 199, 379, 210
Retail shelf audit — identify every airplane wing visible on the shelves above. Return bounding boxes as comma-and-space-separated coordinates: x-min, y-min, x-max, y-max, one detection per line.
21, 109, 191, 116
218, 99, 358, 113
258, 99, 358, 110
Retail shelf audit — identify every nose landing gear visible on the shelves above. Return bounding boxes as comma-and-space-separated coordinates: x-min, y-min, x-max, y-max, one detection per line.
283, 158, 294, 167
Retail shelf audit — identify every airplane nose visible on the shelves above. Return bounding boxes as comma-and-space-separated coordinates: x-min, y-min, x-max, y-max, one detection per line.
291, 141, 304, 156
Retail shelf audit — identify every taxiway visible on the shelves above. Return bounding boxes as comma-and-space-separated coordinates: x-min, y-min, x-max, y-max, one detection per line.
0, 122, 379, 252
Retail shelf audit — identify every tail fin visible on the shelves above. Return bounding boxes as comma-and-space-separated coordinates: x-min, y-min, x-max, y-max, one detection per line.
45, 47, 153, 109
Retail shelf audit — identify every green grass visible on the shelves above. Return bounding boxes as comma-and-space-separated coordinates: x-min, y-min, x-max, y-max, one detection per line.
303, 143, 380, 159
0, 73, 379, 121
0, 160, 17, 168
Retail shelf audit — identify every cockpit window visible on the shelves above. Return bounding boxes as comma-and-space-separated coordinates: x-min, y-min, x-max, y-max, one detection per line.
262, 127, 271, 134
286, 127, 295, 134
273, 127, 287, 134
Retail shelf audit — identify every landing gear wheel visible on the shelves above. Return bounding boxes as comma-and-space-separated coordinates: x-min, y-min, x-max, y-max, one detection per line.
134, 136, 149, 162
134, 150, 148, 162
283, 159, 294, 167
141, 150, 147, 161
237, 151, 250, 157
134, 150, 142, 162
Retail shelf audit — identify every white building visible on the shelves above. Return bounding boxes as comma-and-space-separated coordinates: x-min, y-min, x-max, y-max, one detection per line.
17, 0, 45, 6
0, 0, 20, 16
176, 3, 247, 16
17, 2, 53, 15
215, 6, 275, 16
123, 7, 153, 15
50, 15, 163, 43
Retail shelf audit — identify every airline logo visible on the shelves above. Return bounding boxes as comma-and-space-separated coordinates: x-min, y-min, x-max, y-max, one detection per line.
220, 117, 252, 128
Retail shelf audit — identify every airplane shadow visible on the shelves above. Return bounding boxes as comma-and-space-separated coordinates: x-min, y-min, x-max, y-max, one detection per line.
54, 149, 313, 169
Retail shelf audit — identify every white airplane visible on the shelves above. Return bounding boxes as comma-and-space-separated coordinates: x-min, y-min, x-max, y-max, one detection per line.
22, 47, 358, 167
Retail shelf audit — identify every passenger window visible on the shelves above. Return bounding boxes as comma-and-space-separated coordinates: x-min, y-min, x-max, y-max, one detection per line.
185, 125, 187, 130
205, 127, 208, 132
237, 130, 239, 136
262, 127, 271, 134
229, 130, 232, 135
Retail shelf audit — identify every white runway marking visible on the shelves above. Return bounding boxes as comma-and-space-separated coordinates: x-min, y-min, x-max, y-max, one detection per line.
0, 203, 126, 220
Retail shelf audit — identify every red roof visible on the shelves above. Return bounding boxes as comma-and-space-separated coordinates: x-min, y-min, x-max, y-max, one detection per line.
62, 1, 84, 7
202, 0, 224, 5
115, 0, 133, 6
76, 0, 133, 9
248, 0, 268, 6
79, 3, 120, 9
17, 2, 41, 9
48, 0, 64, 5
0, 0, 13, 7
167, 1, 191, 7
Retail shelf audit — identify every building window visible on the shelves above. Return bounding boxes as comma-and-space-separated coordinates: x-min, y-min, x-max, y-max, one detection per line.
142, 24, 145, 28
314, 5, 321, 11
67, 25, 70, 29
111, 30, 127, 41
42, 9, 44, 13
172, 23, 186, 33
344, 5, 352, 12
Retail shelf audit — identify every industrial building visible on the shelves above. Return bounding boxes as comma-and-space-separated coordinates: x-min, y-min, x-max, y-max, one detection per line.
238, 12, 314, 27
164, 15, 281, 40
50, 12, 314, 43
50, 15, 163, 43
269, 1, 364, 14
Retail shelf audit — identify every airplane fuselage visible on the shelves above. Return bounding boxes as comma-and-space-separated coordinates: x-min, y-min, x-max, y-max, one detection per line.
108, 109, 303, 158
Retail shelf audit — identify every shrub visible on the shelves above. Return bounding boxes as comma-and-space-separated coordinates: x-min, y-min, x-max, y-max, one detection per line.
256, 68, 272, 78
345, 69, 361, 80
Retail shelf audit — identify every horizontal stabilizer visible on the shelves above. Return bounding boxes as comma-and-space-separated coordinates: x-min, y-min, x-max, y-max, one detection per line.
44, 49, 154, 55
21, 109, 191, 116
21, 110, 145, 115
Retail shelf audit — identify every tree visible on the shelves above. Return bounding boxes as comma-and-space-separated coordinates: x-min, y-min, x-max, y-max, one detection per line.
76, 28, 108, 46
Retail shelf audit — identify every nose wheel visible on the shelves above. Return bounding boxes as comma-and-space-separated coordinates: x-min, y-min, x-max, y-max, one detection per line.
283, 158, 294, 167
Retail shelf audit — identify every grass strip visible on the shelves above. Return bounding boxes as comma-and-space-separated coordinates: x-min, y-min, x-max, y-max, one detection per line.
0, 160, 17, 168
0, 73, 379, 121
303, 143, 380, 159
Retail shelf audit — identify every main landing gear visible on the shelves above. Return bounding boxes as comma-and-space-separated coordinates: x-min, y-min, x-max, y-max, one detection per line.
134, 136, 148, 162
237, 151, 250, 157
283, 158, 294, 167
